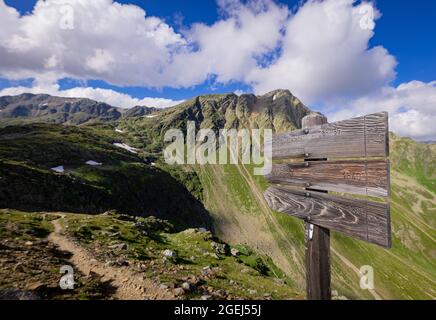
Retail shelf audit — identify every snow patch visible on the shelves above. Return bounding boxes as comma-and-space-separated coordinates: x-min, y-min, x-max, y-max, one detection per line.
113, 143, 139, 154
146, 115, 158, 118
115, 128, 124, 133
51, 165, 64, 173
272, 94, 277, 101
86, 160, 102, 166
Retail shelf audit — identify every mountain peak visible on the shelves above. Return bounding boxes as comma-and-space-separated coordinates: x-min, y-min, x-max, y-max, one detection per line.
263, 89, 293, 97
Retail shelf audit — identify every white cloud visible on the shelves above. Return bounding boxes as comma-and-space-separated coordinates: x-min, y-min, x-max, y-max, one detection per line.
0, 0, 184, 87
327, 81, 436, 141
0, 0, 434, 140
0, 0, 395, 96
246, 0, 397, 104
163, 0, 289, 87
0, 0, 289, 88
0, 84, 182, 109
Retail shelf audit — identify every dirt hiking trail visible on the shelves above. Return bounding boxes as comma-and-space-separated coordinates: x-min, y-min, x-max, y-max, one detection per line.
48, 216, 174, 300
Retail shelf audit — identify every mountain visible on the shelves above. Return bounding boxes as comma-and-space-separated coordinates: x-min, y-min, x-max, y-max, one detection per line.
122, 105, 159, 118
145, 89, 310, 132
0, 90, 434, 300
0, 90, 309, 129
119, 89, 312, 155
118, 91, 435, 299
0, 93, 122, 125
0, 93, 159, 125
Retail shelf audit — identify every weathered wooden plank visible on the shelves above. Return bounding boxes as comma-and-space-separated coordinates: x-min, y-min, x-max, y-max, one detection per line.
270, 112, 389, 159
305, 223, 331, 300
264, 186, 391, 248
301, 113, 331, 301
265, 160, 390, 197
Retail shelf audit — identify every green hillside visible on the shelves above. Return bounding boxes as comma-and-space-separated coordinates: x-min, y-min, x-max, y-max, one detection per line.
194, 135, 436, 300
115, 92, 435, 299
0, 209, 300, 300
0, 91, 434, 300
0, 124, 210, 230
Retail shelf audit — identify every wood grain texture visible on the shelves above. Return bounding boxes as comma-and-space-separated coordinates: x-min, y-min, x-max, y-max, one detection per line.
264, 186, 391, 248
305, 223, 331, 300
301, 113, 331, 300
266, 160, 390, 197
270, 112, 389, 159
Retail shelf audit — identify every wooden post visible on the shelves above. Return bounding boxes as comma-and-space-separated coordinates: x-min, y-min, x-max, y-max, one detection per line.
265, 112, 391, 299
302, 113, 331, 300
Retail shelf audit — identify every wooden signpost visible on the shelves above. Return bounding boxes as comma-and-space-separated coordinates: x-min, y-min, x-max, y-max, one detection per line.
263, 112, 391, 300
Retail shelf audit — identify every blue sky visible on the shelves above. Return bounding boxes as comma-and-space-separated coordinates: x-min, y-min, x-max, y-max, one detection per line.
0, 0, 435, 139
2, 0, 435, 99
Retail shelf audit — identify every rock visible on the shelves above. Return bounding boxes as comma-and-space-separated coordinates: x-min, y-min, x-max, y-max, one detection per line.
0, 289, 39, 300
115, 259, 129, 266
202, 266, 212, 275
173, 287, 185, 296
248, 289, 257, 295
108, 243, 128, 250
102, 210, 118, 216
181, 282, 191, 291
230, 248, 240, 257
214, 289, 228, 299
210, 241, 228, 255
198, 228, 208, 233
182, 228, 198, 235
24, 241, 33, 246
189, 277, 200, 285
13, 262, 24, 272
210, 253, 220, 259
117, 214, 135, 222
163, 249, 175, 258
201, 295, 212, 300
159, 284, 169, 290
162, 249, 178, 263
26, 281, 45, 291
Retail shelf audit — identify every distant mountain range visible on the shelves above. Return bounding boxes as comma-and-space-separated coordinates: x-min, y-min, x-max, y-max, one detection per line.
0, 90, 310, 130
0, 93, 158, 125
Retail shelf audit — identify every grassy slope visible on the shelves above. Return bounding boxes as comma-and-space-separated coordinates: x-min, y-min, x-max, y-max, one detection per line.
0, 124, 210, 230
118, 109, 435, 299
0, 209, 301, 300
1, 117, 433, 299
196, 136, 436, 299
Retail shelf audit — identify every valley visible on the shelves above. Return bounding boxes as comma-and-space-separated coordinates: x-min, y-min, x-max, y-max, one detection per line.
0, 91, 434, 300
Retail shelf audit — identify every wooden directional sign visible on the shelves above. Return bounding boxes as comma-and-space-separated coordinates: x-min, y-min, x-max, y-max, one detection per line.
265, 159, 390, 197
264, 186, 391, 248
263, 112, 391, 300
270, 112, 389, 159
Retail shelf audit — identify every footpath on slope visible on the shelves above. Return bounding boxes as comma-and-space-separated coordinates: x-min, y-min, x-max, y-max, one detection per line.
48, 215, 174, 300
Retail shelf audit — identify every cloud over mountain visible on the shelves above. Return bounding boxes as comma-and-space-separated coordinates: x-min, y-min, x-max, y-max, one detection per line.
0, 0, 434, 139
